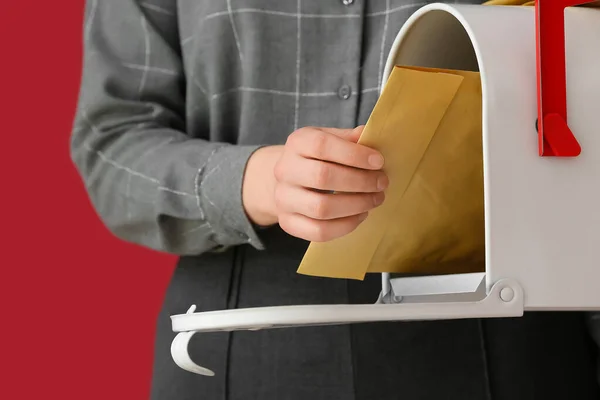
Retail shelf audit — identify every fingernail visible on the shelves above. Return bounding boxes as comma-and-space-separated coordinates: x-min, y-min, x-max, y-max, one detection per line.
377, 175, 389, 191
358, 213, 369, 222
368, 153, 385, 168
373, 192, 385, 206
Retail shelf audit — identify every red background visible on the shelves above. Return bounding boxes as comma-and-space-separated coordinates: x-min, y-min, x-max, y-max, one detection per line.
2, 3, 175, 398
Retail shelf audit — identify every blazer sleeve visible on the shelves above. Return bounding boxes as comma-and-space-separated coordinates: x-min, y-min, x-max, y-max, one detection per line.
70, 0, 265, 255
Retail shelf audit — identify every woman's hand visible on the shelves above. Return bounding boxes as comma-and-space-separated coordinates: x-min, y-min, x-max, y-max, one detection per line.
242, 125, 388, 242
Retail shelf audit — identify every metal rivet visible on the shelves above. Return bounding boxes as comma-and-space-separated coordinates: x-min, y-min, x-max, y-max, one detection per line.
500, 287, 515, 302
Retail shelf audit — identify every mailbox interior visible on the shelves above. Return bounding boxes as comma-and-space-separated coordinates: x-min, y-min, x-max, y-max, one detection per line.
379, 10, 491, 301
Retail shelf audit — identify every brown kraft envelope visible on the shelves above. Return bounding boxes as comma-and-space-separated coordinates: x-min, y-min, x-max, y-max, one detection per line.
297, 66, 485, 280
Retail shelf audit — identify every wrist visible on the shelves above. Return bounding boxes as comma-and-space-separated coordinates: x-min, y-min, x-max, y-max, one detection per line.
242, 145, 284, 226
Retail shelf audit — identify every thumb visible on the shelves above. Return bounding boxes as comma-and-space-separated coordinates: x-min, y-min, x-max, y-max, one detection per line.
319, 125, 365, 143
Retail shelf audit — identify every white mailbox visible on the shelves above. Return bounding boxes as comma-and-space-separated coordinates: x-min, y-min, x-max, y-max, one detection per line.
169, 2, 600, 376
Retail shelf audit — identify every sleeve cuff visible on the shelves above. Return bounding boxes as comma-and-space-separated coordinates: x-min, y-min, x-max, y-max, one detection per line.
199, 144, 268, 250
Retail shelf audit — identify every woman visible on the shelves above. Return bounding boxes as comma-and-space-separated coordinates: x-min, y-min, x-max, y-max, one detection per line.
71, 0, 600, 398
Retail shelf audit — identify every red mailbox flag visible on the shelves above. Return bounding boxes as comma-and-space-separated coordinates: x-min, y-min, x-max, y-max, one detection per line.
535, 0, 598, 157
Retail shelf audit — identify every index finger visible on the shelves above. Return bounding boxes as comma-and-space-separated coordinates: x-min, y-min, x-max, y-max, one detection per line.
319, 125, 365, 143
292, 127, 385, 170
